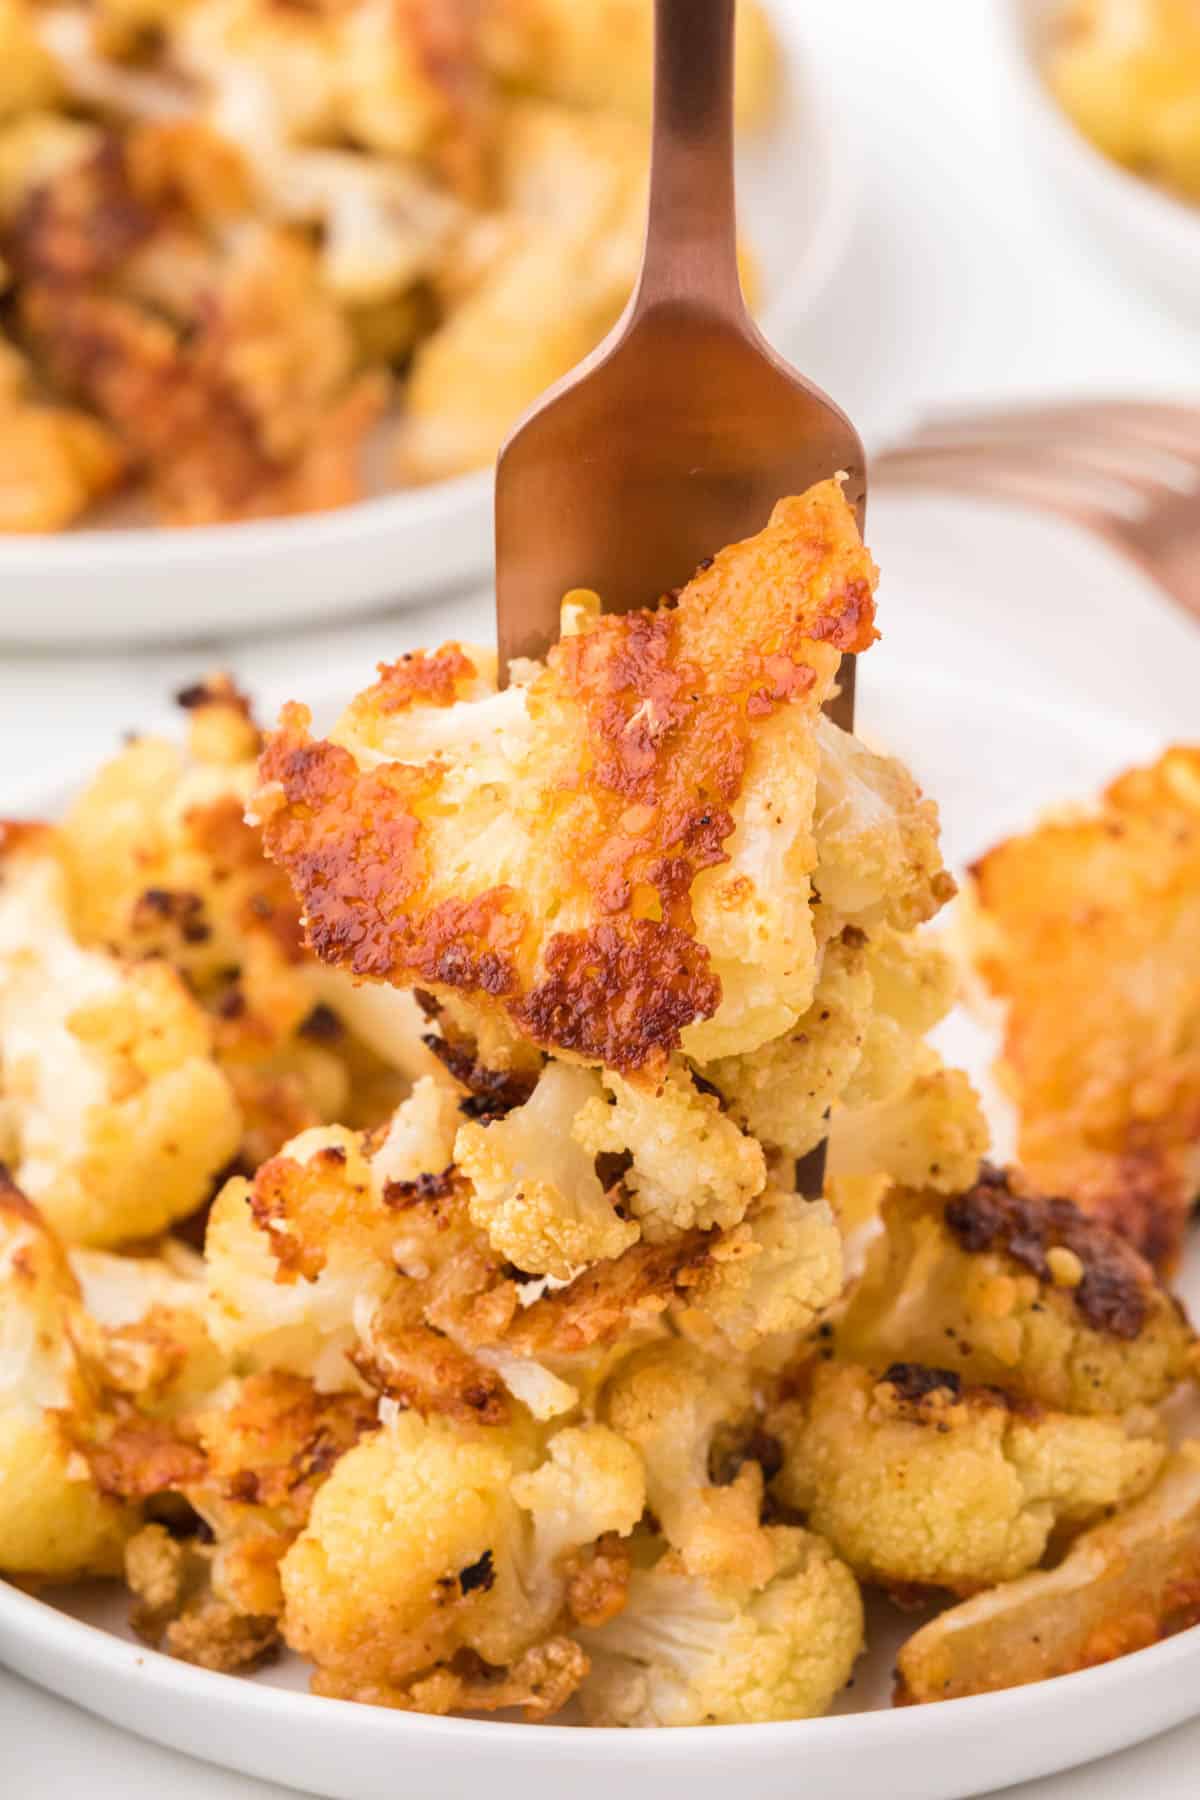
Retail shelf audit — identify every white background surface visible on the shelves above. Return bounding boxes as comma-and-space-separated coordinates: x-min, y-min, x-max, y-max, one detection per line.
2, 0, 1200, 1792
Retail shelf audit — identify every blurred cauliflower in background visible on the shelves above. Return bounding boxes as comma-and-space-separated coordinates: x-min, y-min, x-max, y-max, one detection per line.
1049, 0, 1200, 203
0, 0, 776, 528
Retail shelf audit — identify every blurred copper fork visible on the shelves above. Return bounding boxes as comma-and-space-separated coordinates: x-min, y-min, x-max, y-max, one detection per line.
873, 400, 1200, 626
494, 0, 866, 728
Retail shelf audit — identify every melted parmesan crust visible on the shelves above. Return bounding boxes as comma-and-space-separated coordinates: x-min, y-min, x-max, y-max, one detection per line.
256, 481, 878, 1079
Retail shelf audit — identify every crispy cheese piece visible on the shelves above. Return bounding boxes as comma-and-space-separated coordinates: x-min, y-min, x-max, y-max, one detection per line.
896, 1445, 1200, 1703
256, 482, 880, 1080
969, 746, 1200, 1268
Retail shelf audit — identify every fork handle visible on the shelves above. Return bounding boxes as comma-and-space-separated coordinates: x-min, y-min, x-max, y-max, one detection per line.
636, 0, 745, 316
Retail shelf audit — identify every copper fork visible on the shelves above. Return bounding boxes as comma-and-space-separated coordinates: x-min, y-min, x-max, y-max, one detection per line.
873, 400, 1200, 627
493, 0, 866, 729
494, 0, 863, 1196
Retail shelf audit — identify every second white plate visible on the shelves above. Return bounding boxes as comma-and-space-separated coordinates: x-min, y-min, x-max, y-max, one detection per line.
0, 0, 858, 648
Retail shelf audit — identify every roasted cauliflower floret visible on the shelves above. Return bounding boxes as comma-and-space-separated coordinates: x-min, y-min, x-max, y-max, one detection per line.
0, 333, 124, 531
458, 1061, 638, 1278
57, 678, 421, 1166
812, 715, 955, 935
701, 925, 962, 1162
576, 1065, 765, 1244
0, 826, 241, 1245
837, 1169, 1195, 1415
69, 1239, 226, 1414
280, 1409, 643, 1714
825, 1055, 989, 1198
897, 1443, 1200, 1703
602, 1340, 775, 1588
771, 1361, 1164, 1596
256, 482, 881, 1080
577, 1530, 863, 1726
100, 1369, 378, 1667
12, 139, 384, 528
967, 744, 1200, 1268
206, 1079, 461, 1390
0, 1178, 133, 1578
700, 931, 874, 1161
400, 98, 646, 481
680, 1187, 843, 1352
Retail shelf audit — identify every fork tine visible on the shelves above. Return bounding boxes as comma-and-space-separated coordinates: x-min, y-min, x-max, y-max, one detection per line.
871, 443, 1139, 530
907, 400, 1200, 459
878, 435, 1196, 511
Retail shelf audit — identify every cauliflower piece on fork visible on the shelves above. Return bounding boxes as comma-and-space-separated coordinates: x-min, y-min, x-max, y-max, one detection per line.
254, 481, 885, 1081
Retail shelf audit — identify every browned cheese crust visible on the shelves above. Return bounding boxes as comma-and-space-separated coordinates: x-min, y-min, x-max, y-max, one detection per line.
256, 481, 877, 1078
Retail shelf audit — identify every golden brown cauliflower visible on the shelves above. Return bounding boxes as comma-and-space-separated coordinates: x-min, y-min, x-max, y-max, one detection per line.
576, 1529, 863, 1727
9, 130, 385, 528
601, 1340, 778, 1589
69, 1238, 226, 1416
58, 676, 420, 1170
824, 1056, 989, 1200
481, 0, 776, 128
1048, 1, 1200, 202
205, 1078, 464, 1394
701, 924, 969, 1165
0, 1176, 134, 1579
0, 333, 124, 531
93, 1369, 378, 1668
457, 1061, 640, 1278
897, 1443, 1200, 1703
256, 483, 893, 1082
837, 1169, 1195, 1415
279, 1408, 643, 1714
968, 744, 1200, 1268
771, 1361, 1164, 1596
399, 98, 646, 481
0, 823, 242, 1245
0, 0, 60, 122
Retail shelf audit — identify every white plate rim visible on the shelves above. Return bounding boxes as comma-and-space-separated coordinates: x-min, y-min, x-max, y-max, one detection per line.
4, 1566, 1200, 1753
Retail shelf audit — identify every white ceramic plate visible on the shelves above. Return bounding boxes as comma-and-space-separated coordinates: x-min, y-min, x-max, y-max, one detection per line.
1005, 0, 1200, 317
0, 0, 859, 649
2, 644, 1198, 1800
